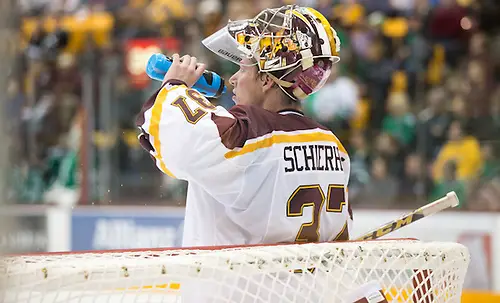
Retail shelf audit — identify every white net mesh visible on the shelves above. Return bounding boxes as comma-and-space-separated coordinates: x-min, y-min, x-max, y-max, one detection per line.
1, 239, 470, 303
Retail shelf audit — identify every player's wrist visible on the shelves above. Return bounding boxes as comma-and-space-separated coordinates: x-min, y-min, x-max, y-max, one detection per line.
162, 79, 188, 89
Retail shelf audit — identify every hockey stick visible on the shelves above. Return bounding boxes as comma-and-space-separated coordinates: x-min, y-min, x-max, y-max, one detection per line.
355, 191, 460, 241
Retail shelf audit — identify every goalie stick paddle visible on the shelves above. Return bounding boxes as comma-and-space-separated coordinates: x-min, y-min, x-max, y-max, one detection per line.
355, 191, 459, 241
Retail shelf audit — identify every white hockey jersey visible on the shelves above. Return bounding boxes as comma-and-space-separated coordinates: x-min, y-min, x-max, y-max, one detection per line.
137, 81, 352, 248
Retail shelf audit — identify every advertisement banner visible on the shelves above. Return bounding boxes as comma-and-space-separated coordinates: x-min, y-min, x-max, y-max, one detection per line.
71, 207, 185, 250
124, 38, 181, 89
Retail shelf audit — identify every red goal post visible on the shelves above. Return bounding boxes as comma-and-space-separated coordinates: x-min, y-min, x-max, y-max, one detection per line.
1, 239, 470, 303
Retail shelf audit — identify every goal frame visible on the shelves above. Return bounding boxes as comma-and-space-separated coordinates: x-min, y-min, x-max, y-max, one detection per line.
5, 237, 420, 257
1, 238, 470, 303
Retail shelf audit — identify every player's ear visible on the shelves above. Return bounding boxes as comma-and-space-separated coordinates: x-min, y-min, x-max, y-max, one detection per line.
259, 73, 275, 93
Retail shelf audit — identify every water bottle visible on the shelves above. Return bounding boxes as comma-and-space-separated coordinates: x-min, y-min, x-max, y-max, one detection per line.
145, 53, 227, 98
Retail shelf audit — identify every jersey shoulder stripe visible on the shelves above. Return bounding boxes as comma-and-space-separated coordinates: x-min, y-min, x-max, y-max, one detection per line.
210, 105, 347, 159
225, 129, 346, 159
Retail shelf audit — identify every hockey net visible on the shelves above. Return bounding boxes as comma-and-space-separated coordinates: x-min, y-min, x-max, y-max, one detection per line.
1, 239, 470, 303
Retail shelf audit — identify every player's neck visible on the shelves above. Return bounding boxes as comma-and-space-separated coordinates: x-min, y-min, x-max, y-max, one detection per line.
261, 91, 301, 113
264, 103, 301, 113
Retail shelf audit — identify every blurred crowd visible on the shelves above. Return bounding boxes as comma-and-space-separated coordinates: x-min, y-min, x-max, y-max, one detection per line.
7, 0, 500, 211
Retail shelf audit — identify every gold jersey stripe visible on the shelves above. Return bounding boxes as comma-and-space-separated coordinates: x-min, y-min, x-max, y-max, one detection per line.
149, 86, 176, 178
225, 131, 347, 159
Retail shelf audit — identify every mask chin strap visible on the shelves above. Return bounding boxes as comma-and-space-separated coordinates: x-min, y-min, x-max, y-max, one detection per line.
266, 72, 307, 101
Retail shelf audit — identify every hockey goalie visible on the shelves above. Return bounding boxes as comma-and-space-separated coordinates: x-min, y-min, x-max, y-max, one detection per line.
136, 5, 367, 303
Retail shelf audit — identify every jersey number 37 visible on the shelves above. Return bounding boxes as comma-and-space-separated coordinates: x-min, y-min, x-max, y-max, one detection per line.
287, 184, 346, 242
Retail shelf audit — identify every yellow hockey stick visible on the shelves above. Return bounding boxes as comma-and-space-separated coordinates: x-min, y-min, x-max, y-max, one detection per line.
355, 192, 459, 240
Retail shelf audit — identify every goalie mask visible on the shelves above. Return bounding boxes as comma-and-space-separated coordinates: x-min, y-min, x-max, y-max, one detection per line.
202, 5, 341, 100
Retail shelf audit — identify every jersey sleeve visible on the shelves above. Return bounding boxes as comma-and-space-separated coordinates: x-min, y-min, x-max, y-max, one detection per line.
136, 81, 246, 201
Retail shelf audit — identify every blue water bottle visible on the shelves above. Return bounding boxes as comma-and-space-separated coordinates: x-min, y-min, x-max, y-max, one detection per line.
145, 53, 227, 98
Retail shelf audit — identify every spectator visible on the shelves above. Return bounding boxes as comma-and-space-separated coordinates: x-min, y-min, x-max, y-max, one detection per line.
356, 156, 399, 208
449, 94, 468, 123
381, 92, 416, 148
433, 120, 482, 182
398, 153, 433, 206
418, 87, 452, 161
373, 132, 405, 177
470, 177, 500, 211
473, 88, 500, 141
349, 82, 371, 132
478, 143, 500, 180
463, 59, 492, 117
426, 0, 469, 66
404, 15, 431, 97
359, 38, 397, 129
430, 160, 467, 208
347, 130, 371, 200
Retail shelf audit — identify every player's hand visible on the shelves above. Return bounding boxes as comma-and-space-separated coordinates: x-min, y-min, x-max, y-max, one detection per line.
163, 54, 206, 88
